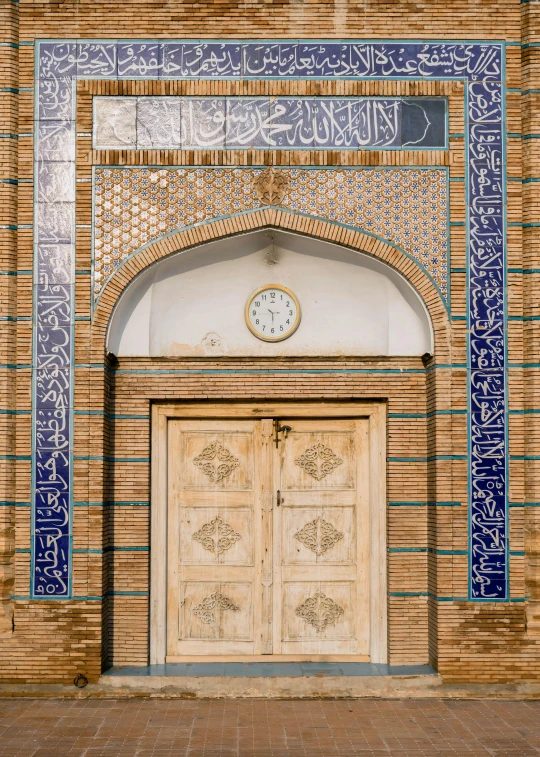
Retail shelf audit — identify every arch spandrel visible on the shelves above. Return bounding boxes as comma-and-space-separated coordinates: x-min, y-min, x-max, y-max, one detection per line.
92, 208, 451, 361
93, 167, 448, 304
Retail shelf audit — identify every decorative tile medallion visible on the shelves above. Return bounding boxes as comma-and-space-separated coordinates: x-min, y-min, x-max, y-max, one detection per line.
192, 591, 240, 626
294, 517, 344, 556
253, 167, 291, 205
295, 442, 343, 481
192, 516, 241, 555
93, 166, 448, 300
193, 441, 240, 483
33, 40, 507, 600
295, 591, 344, 632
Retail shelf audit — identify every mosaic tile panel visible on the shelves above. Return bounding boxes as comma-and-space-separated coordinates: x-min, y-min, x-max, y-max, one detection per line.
33, 39, 506, 600
93, 167, 448, 299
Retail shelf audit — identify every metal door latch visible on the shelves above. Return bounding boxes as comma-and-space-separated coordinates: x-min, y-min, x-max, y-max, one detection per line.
274, 420, 292, 447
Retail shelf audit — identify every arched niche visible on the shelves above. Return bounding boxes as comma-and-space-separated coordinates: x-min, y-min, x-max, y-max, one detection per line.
106, 229, 434, 358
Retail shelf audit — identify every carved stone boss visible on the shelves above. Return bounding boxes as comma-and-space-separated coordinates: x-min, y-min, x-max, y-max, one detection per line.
33, 40, 506, 600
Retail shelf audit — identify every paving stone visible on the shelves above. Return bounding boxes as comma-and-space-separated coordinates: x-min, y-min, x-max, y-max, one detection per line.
1, 699, 540, 756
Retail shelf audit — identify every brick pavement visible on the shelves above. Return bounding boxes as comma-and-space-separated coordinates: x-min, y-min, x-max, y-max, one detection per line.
1, 698, 540, 756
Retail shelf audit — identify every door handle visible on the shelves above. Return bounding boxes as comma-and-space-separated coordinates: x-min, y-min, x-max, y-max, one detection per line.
277, 490, 283, 506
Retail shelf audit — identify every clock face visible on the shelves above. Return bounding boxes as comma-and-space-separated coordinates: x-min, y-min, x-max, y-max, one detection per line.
245, 285, 301, 342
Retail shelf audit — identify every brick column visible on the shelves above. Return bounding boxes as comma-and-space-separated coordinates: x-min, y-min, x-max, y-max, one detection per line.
0, 0, 18, 634
522, 1, 540, 631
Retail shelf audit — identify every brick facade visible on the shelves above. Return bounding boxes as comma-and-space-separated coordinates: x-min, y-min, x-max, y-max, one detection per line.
0, 0, 539, 686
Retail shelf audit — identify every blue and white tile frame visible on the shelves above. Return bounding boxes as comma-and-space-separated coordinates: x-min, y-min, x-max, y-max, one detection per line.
33, 40, 506, 600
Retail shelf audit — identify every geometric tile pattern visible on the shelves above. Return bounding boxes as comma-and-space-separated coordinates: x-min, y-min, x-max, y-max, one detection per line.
93, 166, 449, 299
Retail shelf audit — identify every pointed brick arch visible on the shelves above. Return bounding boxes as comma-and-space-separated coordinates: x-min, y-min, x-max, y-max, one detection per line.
91, 207, 451, 359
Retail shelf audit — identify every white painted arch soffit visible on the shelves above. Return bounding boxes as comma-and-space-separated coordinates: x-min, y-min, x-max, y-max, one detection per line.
106, 229, 434, 358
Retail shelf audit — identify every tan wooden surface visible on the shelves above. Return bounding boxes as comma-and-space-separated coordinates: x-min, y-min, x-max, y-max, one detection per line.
157, 403, 386, 663
167, 420, 264, 657
274, 418, 369, 656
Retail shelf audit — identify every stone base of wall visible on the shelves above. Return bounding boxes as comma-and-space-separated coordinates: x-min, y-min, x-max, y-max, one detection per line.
4, 677, 540, 701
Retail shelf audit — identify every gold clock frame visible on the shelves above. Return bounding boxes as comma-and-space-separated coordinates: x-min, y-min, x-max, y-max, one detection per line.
245, 284, 301, 342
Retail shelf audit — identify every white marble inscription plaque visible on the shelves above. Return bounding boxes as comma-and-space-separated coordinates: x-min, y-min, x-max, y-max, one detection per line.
92, 96, 447, 150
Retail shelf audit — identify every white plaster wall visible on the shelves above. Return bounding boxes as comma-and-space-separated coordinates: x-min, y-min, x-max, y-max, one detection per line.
107, 230, 433, 357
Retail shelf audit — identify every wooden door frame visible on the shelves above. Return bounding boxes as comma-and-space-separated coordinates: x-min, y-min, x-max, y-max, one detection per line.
150, 401, 387, 664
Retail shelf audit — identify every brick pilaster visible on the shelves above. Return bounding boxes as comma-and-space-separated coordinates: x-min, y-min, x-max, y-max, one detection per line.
0, 0, 18, 635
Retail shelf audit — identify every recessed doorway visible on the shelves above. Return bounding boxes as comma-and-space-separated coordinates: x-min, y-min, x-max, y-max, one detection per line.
151, 402, 387, 664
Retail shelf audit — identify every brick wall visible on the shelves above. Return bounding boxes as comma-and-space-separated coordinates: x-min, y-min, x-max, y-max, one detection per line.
0, 0, 539, 685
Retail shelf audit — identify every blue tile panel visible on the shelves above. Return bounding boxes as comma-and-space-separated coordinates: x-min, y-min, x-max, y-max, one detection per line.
33, 39, 506, 601
37, 41, 501, 81
33, 63, 75, 596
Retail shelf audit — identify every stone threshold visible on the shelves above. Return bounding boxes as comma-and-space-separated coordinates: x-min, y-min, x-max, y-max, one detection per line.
103, 662, 437, 678
95, 663, 440, 698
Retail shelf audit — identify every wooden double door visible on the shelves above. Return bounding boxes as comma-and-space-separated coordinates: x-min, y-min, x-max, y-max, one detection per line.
164, 408, 380, 661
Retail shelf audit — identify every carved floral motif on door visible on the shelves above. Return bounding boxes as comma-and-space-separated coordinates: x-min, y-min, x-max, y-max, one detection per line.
193, 441, 240, 483
295, 591, 345, 632
294, 442, 343, 481
192, 591, 241, 626
294, 516, 344, 556
192, 515, 242, 555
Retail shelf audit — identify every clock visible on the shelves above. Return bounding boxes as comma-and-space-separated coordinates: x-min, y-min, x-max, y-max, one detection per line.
245, 285, 301, 342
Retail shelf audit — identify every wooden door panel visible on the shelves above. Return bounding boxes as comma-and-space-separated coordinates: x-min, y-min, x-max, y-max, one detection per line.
179, 490, 253, 507
282, 507, 355, 565
281, 430, 356, 491
180, 507, 254, 566
280, 490, 357, 507
181, 431, 254, 490
281, 581, 356, 654
167, 413, 371, 660
180, 581, 253, 642
275, 418, 369, 657
281, 565, 354, 583
168, 419, 266, 658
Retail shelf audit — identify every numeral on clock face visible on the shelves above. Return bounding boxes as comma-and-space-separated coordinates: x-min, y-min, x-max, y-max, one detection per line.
245, 285, 301, 342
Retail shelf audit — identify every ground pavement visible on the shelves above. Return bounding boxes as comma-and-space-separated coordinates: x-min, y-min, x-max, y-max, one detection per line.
1, 698, 540, 756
